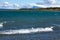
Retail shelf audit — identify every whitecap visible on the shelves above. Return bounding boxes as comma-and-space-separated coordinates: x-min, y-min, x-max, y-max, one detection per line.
0, 21, 15, 28
0, 23, 3, 28
0, 26, 53, 34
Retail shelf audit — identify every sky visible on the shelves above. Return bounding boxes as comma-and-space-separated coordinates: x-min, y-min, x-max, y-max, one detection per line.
0, 0, 42, 3
0, 0, 44, 5
0, 0, 60, 9
0, 0, 60, 4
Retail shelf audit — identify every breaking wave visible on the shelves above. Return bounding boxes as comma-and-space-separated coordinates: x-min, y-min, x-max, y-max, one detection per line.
0, 21, 15, 28
0, 27, 53, 34
0, 22, 3, 28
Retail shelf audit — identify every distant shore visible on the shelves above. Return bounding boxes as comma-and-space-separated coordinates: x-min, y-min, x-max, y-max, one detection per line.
0, 7, 60, 12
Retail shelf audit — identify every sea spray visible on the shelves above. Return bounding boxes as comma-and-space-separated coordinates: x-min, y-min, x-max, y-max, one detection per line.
0, 27, 53, 34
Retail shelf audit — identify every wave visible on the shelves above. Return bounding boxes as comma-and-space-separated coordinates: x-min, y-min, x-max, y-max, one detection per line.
52, 24, 60, 27
0, 23, 3, 28
0, 21, 15, 28
0, 27, 53, 34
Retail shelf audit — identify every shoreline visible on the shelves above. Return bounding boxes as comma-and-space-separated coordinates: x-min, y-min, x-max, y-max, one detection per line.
0, 7, 60, 12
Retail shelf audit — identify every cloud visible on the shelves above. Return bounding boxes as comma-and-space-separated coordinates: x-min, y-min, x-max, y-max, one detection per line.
29, 3, 48, 8
20, 4, 33, 8
0, 0, 60, 9
47, 0, 56, 4
20, 3, 48, 8
21, 0, 58, 8
0, 2, 20, 9
24, 0, 60, 8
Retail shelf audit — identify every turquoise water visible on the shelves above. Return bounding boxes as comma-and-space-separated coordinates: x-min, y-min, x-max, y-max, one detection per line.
0, 11, 60, 22
0, 11, 60, 40
0, 11, 60, 29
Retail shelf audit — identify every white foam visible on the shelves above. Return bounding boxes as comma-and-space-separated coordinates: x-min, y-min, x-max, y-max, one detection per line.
0, 21, 15, 28
0, 23, 3, 28
0, 27, 53, 34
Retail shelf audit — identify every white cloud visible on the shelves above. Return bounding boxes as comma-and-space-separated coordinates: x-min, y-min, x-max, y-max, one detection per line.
0, 2, 20, 9
47, 0, 56, 4
0, 0, 60, 9
18, 0, 59, 8
20, 4, 33, 8
23, 0, 60, 8
29, 3, 48, 8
